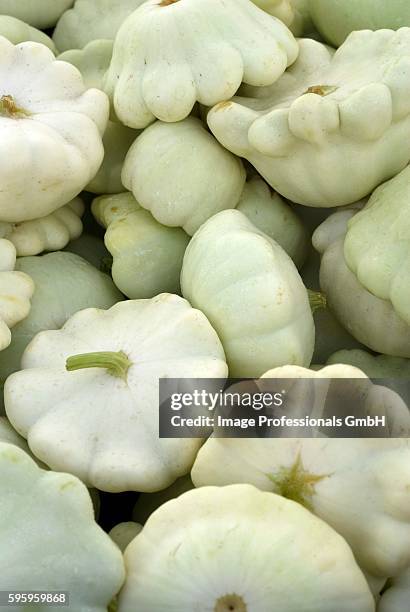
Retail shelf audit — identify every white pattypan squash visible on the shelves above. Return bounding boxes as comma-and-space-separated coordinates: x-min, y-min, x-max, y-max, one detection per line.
0, 197, 84, 257
313, 209, 410, 357
378, 569, 410, 612
132, 475, 194, 525
0, 36, 109, 223
104, 0, 298, 128
5, 294, 227, 492
122, 118, 246, 236
54, 0, 145, 52
327, 350, 410, 379
344, 167, 410, 326
92, 193, 190, 299
208, 31, 410, 207
237, 177, 309, 269
117, 484, 374, 612
310, 0, 410, 47
0, 252, 122, 390
302, 249, 363, 363
181, 209, 314, 377
109, 522, 142, 553
0, 15, 55, 51
192, 390, 410, 577
0, 0, 74, 29
0, 443, 125, 611
0, 239, 34, 352
0, 416, 32, 453
59, 40, 139, 195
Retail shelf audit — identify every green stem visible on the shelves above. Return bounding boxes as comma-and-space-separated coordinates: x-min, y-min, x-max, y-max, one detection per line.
66, 351, 132, 381
0, 95, 29, 118
308, 289, 327, 314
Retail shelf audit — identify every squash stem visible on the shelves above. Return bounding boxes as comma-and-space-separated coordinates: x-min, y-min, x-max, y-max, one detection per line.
0, 95, 29, 118
308, 289, 327, 314
66, 350, 132, 381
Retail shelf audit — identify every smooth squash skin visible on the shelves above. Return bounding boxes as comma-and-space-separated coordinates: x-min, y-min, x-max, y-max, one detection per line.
310, 0, 410, 47
0, 0, 73, 28
0, 443, 125, 610
0, 15, 56, 50
117, 485, 374, 612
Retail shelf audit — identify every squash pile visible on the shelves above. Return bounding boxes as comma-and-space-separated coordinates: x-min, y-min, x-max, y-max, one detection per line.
0, 1, 409, 611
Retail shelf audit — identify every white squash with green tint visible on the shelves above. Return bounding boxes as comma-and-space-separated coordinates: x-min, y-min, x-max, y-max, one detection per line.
117, 484, 374, 612
109, 522, 142, 553
313, 208, 410, 357
0, 36, 108, 223
0, 240, 34, 352
92, 193, 189, 299
181, 209, 314, 376
133, 475, 194, 524
192, 374, 410, 579
122, 118, 246, 236
104, 0, 298, 128
0, 0, 74, 28
344, 167, 410, 326
0, 252, 122, 393
252, 0, 313, 35
54, 0, 145, 52
58, 39, 139, 195
0, 443, 124, 610
378, 569, 410, 612
0, 15, 56, 51
0, 198, 84, 257
208, 31, 410, 207
5, 294, 227, 492
310, 0, 410, 47
236, 177, 309, 269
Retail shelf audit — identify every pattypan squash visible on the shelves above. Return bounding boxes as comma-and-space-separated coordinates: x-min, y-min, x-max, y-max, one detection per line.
181, 209, 314, 377
310, 0, 410, 48
0, 239, 34, 352
0, 197, 84, 257
0, 15, 55, 51
122, 118, 246, 236
92, 193, 189, 299
65, 233, 110, 271
104, 0, 298, 128
344, 167, 410, 326
0, 251, 122, 391
302, 249, 363, 363
192, 390, 410, 578
132, 475, 194, 524
0, 443, 125, 611
58, 39, 140, 195
0, 0, 74, 29
237, 177, 309, 269
378, 569, 410, 612
5, 294, 227, 492
252, 0, 313, 36
109, 522, 142, 553
117, 484, 374, 612
313, 209, 410, 357
54, 0, 145, 52
0, 416, 33, 453
0, 37, 108, 223
208, 31, 410, 207
327, 350, 410, 379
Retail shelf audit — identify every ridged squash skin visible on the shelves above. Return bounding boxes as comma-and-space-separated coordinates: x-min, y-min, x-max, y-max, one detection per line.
181, 209, 314, 376
117, 485, 374, 612
104, 0, 298, 128
208, 31, 410, 207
